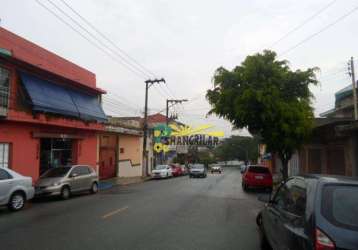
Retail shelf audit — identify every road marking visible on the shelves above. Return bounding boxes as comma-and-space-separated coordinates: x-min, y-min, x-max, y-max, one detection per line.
102, 206, 129, 219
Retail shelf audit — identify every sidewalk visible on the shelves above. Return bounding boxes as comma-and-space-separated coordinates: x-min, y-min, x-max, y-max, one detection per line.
98, 176, 152, 190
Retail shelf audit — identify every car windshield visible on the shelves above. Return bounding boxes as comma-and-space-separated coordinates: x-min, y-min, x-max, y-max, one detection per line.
41, 167, 71, 178
322, 184, 358, 230
155, 165, 167, 170
191, 164, 204, 169
248, 166, 269, 174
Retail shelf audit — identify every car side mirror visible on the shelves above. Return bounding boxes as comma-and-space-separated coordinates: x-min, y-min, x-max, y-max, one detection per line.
258, 193, 271, 203
70, 173, 78, 178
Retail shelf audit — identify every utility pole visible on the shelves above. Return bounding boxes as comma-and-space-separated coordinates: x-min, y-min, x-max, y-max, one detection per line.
166, 99, 188, 125
349, 57, 358, 120
142, 78, 166, 177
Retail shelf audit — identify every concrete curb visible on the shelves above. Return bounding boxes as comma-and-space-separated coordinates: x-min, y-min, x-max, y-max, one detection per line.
99, 176, 151, 191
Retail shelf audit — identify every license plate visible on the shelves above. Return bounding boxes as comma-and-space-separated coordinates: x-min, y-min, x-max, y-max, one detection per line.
255, 176, 263, 180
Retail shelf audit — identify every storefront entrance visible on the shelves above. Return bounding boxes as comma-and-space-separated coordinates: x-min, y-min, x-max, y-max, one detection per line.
40, 138, 73, 174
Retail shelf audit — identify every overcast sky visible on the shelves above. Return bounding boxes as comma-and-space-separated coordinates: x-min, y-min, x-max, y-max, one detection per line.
2, 0, 358, 137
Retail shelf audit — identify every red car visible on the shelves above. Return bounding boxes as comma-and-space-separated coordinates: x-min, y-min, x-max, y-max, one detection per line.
242, 165, 272, 191
170, 164, 183, 177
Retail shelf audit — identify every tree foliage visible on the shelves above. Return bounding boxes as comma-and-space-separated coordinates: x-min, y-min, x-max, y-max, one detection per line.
206, 50, 318, 179
214, 136, 259, 162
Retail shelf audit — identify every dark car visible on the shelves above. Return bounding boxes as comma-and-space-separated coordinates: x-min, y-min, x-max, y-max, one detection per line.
189, 164, 207, 178
256, 175, 358, 250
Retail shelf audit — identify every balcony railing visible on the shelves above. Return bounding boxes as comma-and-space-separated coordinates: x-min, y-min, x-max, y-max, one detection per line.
0, 85, 9, 116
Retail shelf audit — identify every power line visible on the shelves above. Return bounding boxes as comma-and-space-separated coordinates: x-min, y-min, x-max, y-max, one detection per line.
267, 0, 337, 49
59, 0, 157, 79
279, 5, 358, 56
107, 92, 142, 110
34, 0, 146, 79
102, 96, 141, 113
44, 0, 152, 79
35, 0, 170, 106
56, 0, 172, 101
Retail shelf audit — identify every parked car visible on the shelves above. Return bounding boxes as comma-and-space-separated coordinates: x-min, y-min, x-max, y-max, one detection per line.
189, 164, 207, 178
211, 164, 222, 174
35, 165, 98, 199
242, 165, 272, 191
170, 164, 183, 177
152, 165, 172, 179
181, 165, 189, 175
0, 168, 34, 211
257, 175, 358, 250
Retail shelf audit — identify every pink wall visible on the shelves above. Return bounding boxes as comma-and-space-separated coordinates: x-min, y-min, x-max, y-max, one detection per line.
0, 121, 98, 181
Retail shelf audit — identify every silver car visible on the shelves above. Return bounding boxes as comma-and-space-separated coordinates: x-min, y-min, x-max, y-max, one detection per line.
0, 168, 35, 211
35, 165, 98, 199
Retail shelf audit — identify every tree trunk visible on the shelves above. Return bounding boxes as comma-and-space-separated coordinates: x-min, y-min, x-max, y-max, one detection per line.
281, 158, 289, 181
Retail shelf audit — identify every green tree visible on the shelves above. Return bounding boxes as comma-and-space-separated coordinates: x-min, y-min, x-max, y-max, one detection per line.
214, 136, 259, 162
207, 50, 318, 180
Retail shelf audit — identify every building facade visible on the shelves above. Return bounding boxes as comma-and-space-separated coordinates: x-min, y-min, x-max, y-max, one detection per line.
98, 117, 145, 179
0, 27, 106, 181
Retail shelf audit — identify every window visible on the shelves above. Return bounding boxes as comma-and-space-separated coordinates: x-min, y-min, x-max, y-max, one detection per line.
322, 184, 358, 231
0, 143, 10, 168
0, 168, 11, 180
71, 166, 90, 176
289, 179, 307, 216
0, 66, 10, 111
42, 167, 71, 178
273, 179, 295, 211
79, 166, 91, 175
273, 178, 307, 216
248, 166, 270, 173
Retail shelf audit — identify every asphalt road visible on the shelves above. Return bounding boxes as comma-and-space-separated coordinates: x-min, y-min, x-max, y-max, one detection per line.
0, 167, 264, 250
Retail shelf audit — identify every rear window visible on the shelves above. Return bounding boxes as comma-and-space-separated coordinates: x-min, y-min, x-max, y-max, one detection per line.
321, 184, 358, 231
248, 166, 269, 174
191, 164, 204, 169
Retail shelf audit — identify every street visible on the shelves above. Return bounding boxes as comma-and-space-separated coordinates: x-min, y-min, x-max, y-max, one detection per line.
0, 167, 263, 250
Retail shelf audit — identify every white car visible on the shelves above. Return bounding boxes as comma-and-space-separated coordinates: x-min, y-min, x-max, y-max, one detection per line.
0, 168, 34, 211
152, 165, 172, 179
211, 165, 222, 174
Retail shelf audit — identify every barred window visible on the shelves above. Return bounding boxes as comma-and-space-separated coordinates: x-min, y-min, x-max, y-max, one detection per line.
0, 143, 10, 168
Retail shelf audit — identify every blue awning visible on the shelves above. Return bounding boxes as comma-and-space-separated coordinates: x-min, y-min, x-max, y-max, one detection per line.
20, 72, 107, 122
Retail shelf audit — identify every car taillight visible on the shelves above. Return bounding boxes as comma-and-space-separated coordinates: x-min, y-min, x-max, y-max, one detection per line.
315, 228, 335, 250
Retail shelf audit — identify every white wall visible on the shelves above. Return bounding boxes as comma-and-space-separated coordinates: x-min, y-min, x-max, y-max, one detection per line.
117, 160, 142, 177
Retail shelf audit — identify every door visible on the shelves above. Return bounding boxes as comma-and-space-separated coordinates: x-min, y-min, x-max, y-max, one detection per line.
0, 168, 13, 204
264, 181, 290, 249
99, 134, 117, 180
68, 167, 86, 192
267, 178, 309, 250
79, 166, 93, 190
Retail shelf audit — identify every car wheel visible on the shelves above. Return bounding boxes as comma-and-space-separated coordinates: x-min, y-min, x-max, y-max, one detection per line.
242, 182, 248, 192
61, 186, 71, 200
90, 182, 98, 194
8, 192, 25, 211
256, 213, 262, 226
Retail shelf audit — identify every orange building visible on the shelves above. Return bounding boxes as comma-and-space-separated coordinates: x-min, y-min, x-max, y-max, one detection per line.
0, 27, 106, 181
